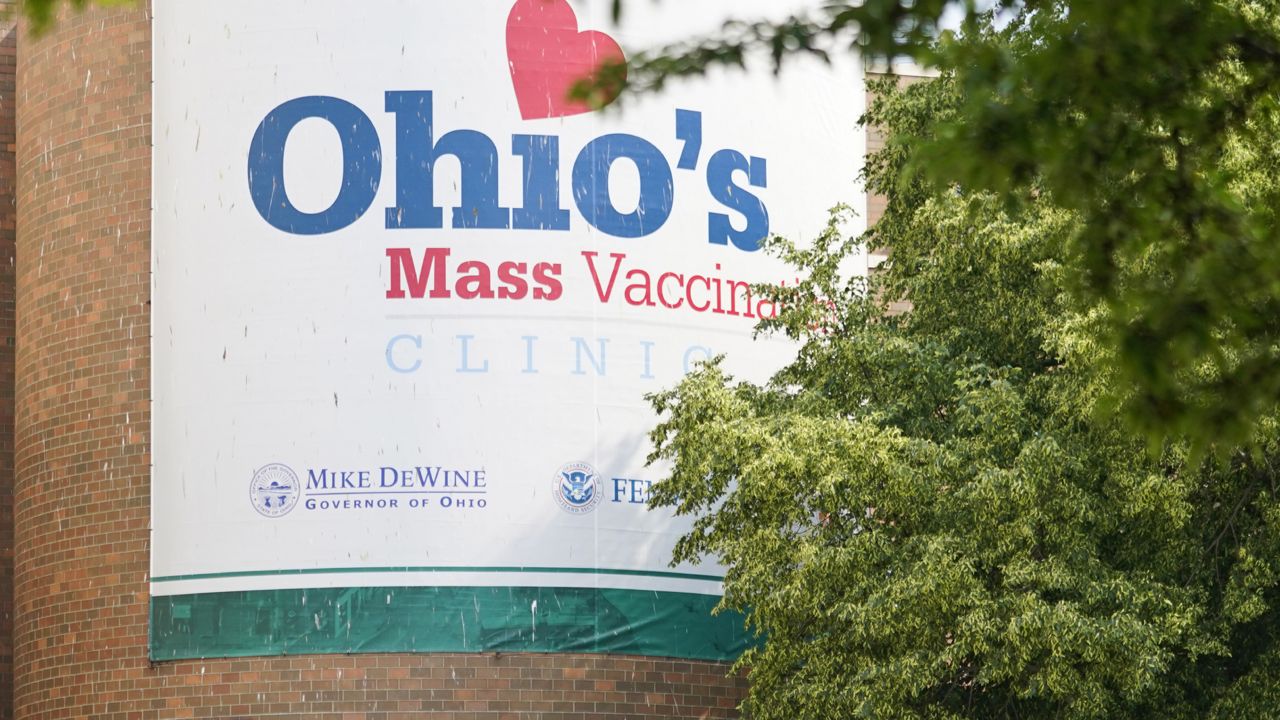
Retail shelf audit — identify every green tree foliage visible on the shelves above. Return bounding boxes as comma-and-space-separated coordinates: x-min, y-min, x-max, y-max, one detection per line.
647, 72, 1280, 718
608, 0, 1280, 449
11, 0, 137, 34
12, 0, 111, 34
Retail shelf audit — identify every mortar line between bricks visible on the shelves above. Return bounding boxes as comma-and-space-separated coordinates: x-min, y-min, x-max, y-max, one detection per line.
20, 121, 149, 168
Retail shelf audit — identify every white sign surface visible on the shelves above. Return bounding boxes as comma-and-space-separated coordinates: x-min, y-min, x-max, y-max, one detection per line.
151, 0, 864, 600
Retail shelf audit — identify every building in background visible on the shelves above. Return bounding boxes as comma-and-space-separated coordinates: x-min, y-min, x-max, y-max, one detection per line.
0, 2, 921, 718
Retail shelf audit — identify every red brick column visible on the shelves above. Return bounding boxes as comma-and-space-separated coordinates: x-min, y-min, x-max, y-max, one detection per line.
12, 4, 745, 718
14, 3, 152, 717
0, 2, 17, 717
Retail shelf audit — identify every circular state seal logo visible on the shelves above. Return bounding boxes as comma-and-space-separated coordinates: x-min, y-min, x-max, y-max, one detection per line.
554, 461, 601, 514
250, 463, 301, 518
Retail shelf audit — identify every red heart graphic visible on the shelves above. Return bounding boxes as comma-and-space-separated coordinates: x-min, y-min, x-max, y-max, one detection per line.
506, 0, 627, 120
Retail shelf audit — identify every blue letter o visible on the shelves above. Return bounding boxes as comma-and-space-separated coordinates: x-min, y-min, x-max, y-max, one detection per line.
248, 96, 382, 235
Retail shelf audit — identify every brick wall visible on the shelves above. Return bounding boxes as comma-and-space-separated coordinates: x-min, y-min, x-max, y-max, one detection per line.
11, 4, 744, 718
0, 2, 16, 717
14, 2, 153, 717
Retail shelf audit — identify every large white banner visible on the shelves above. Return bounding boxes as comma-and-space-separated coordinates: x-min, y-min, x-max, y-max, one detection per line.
151, 0, 863, 605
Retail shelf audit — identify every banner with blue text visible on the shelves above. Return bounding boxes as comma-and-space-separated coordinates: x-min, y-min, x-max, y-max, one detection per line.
150, 0, 864, 660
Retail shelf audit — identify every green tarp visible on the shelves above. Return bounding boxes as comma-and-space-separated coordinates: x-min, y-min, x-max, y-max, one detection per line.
150, 586, 750, 662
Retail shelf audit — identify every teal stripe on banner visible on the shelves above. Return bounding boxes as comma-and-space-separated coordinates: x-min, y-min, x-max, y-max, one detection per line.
150, 586, 752, 662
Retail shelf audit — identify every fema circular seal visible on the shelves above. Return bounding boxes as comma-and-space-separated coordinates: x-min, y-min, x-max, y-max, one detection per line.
250, 463, 301, 518
554, 461, 601, 514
